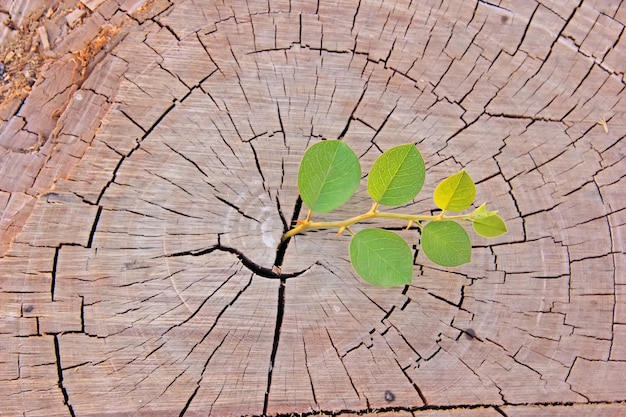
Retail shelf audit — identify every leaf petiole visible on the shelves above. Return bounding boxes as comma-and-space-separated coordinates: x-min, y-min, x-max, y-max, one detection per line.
282, 208, 480, 241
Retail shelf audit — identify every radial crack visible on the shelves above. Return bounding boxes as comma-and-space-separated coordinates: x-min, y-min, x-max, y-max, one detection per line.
161, 244, 310, 279
263, 277, 286, 415
53, 335, 76, 417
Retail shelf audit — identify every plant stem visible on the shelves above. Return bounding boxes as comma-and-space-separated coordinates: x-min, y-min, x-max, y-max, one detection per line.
281, 202, 477, 241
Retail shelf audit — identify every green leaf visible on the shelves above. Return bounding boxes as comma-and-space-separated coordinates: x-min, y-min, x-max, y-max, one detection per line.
433, 170, 476, 212
421, 221, 471, 267
367, 144, 425, 206
298, 140, 361, 212
471, 203, 495, 219
349, 228, 413, 287
473, 214, 508, 238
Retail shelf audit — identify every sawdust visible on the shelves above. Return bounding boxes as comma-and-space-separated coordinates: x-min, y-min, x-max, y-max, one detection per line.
0, 6, 49, 113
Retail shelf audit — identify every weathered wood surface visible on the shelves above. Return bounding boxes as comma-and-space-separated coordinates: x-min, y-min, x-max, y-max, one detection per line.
1, 0, 625, 416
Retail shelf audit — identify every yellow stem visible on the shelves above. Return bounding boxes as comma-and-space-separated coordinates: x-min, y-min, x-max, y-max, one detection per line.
281, 206, 477, 241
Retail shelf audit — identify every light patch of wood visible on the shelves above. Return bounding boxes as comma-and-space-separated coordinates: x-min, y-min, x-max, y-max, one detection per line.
36, 25, 50, 50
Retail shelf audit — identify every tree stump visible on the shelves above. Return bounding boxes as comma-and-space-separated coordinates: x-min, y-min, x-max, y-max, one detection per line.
1, 0, 625, 416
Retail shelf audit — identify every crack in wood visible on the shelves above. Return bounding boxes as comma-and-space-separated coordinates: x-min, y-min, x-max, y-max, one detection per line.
263, 276, 286, 415
301, 336, 319, 409
179, 332, 230, 416
325, 327, 361, 402
161, 243, 310, 280
53, 334, 76, 417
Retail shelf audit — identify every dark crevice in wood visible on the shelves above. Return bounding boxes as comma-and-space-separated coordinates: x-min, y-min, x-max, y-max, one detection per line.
274, 195, 289, 233
494, 405, 509, 416
494, 159, 527, 241
435, 113, 479, 157
140, 198, 204, 219
179, 333, 229, 417
60, 359, 92, 372
381, 304, 396, 321
477, 1, 514, 15
343, 341, 364, 358
351, 0, 362, 33
53, 334, 76, 417
119, 269, 183, 288
568, 60, 597, 101
164, 269, 240, 339
455, 327, 483, 342
423, 345, 442, 361
159, 367, 188, 403
566, 376, 591, 402
273, 195, 302, 272
105, 207, 164, 221
275, 102, 287, 147
535, 2, 581, 74
159, 21, 181, 42
263, 276, 286, 416
79, 296, 85, 334
188, 275, 253, 362
163, 142, 209, 177
95, 103, 176, 206
86, 205, 102, 248
371, 104, 397, 142
226, 109, 244, 141
150, 170, 195, 197
158, 61, 191, 90
325, 327, 361, 401
436, 55, 456, 89
356, 287, 389, 315
51, 246, 59, 302
493, 383, 507, 405
51, 243, 84, 301
248, 141, 268, 191
395, 358, 428, 405
214, 195, 261, 223
606, 205, 619, 359
250, 402, 554, 417
301, 336, 319, 408
338, 80, 368, 139
178, 382, 200, 417
162, 243, 310, 280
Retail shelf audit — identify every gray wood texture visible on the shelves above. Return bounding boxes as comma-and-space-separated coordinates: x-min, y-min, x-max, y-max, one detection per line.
0, 0, 624, 416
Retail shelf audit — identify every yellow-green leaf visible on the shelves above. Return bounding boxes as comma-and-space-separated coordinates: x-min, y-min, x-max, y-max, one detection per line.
433, 170, 476, 212
473, 214, 508, 238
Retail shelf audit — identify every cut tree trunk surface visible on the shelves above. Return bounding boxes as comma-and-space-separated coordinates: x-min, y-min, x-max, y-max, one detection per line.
1, 0, 625, 416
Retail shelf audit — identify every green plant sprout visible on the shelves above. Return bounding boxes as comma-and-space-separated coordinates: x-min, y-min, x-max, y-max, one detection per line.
282, 140, 507, 287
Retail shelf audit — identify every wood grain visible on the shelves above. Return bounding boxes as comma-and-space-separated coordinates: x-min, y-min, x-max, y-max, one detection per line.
1, 0, 624, 416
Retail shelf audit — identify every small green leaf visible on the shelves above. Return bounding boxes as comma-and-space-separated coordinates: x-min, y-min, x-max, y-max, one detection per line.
349, 228, 413, 287
368, 144, 425, 206
473, 214, 508, 238
421, 221, 471, 267
298, 140, 361, 212
471, 203, 495, 218
433, 170, 476, 212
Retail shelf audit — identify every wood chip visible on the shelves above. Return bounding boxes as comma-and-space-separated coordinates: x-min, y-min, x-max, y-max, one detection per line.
4, 50, 15, 64
36, 26, 50, 51
65, 9, 86, 28
81, 0, 107, 12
